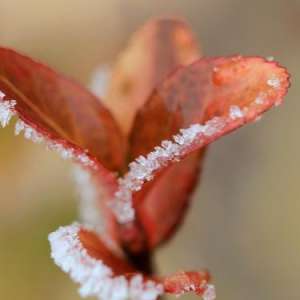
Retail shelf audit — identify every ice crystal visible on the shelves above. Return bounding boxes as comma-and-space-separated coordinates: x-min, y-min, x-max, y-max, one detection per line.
255, 95, 265, 105
266, 56, 274, 62
0, 90, 5, 99
47, 142, 95, 167
0, 89, 97, 168
0, 100, 16, 128
202, 284, 216, 300
14, 118, 95, 168
49, 223, 163, 300
229, 105, 244, 120
47, 142, 74, 159
267, 77, 280, 89
15, 119, 44, 143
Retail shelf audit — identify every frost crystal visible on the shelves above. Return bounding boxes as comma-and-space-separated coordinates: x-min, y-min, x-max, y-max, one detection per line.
255, 95, 265, 105
202, 284, 216, 300
229, 105, 244, 120
266, 56, 274, 62
47, 142, 74, 159
49, 223, 163, 300
267, 77, 280, 89
0, 100, 16, 127
0, 90, 5, 99
47, 142, 95, 167
15, 119, 44, 143
14, 118, 95, 168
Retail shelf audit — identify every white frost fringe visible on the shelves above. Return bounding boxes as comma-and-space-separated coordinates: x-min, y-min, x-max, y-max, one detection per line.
0, 91, 95, 168
48, 223, 163, 300
203, 284, 216, 300
111, 114, 231, 224
0, 97, 16, 128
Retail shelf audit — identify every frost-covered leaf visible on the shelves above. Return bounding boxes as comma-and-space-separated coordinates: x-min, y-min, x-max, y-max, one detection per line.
49, 223, 162, 300
105, 17, 200, 135
112, 56, 290, 238
0, 47, 126, 172
49, 223, 214, 300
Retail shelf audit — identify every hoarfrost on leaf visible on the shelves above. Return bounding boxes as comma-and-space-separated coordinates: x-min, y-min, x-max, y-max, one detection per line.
0, 90, 5, 100
203, 117, 225, 137
0, 100, 16, 128
48, 223, 163, 300
266, 56, 274, 62
202, 284, 216, 300
267, 77, 281, 89
14, 117, 96, 168
15, 120, 44, 143
47, 142, 74, 159
255, 95, 265, 105
229, 105, 244, 120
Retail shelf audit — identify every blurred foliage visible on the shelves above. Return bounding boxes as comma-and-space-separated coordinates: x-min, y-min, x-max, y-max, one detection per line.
0, 0, 299, 300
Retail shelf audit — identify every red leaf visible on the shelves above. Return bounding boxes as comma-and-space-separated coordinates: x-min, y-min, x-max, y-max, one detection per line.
114, 56, 290, 250
105, 17, 200, 135
0, 47, 126, 172
163, 270, 212, 297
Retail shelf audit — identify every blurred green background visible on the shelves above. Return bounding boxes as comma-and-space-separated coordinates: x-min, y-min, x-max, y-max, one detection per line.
0, 0, 299, 299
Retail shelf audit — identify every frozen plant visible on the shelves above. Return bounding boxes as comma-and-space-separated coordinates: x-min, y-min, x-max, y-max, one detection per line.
0, 17, 290, 300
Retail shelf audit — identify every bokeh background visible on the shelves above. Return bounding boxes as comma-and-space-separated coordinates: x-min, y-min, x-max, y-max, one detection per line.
0, 0, 299, 299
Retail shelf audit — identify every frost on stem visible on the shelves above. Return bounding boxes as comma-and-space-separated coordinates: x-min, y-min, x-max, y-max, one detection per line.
48, 223, 163, 300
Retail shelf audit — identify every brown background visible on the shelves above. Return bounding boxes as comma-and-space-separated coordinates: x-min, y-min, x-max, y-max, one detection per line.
0, 0, 299, 299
